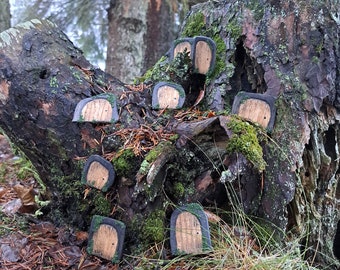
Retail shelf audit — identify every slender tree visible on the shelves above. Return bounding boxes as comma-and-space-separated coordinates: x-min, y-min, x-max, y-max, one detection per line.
0, 0, 11, 32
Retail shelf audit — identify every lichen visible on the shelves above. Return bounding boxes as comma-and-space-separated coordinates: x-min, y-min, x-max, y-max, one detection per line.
246, 0, 266, 21
226, 116, 267, 171
142, 210, 166, 243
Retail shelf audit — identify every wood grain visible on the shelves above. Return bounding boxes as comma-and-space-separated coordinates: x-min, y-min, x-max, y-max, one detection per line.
157, 86, 180, 109
175, 212, 203, 254
92, 224, 118, 261
87, 161, 109, 190
238, 99, 271, 128
195, 40, 212, 74
81, 99, 112, 122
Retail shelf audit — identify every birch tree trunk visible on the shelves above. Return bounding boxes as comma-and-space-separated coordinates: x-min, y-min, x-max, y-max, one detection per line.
105, 0, 177, 83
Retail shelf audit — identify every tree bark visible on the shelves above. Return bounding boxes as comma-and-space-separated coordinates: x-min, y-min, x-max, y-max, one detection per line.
1, 0, 340, 267
105, 0, 177, 83
0, 0, 11, 32
182, 0, 340, 267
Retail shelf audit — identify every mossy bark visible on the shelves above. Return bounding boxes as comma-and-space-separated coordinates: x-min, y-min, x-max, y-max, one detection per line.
180, 0, 340, 267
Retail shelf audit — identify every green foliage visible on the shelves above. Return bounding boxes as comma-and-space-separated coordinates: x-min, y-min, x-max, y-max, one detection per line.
226, 116, 267, 171
0, 212, 29, 236
142, 210, 166, 243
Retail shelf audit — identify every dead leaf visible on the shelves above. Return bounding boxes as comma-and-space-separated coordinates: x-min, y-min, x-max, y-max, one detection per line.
0, 187, 7, 199
192, 89, 205, 107
75, 231, 88, 243
13, 184, 36, 206
83, 187, 91, 199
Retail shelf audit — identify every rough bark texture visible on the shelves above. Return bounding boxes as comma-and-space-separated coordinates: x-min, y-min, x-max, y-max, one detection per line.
0, 0, 11, 32
105, 0, 177, 83
1, 0, 340, 267
182, 0, 340, 267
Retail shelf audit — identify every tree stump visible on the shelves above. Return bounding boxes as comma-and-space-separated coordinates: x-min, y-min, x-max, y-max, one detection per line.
1, 0, 340, 267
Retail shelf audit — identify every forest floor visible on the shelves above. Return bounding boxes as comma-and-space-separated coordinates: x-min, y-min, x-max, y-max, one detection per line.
0, 135, 117, 270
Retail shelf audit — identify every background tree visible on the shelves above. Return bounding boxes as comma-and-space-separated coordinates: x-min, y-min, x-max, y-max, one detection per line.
0, 0, 11, 32
9, 0, 205, 82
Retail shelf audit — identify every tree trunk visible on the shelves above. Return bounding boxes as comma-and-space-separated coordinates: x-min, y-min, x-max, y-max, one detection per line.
181, 0, 340, 267
105, 0, 177, 83
0, 0, 11, 32
1, 0, 340, 267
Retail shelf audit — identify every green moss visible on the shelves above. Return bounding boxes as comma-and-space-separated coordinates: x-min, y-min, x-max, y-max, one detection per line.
91, 215, 105, 231
226, 19, 242, 40
137, 51, 192, 85
173, 182, 185, 197
112, 149, 135, 177
226, 116, 267, 172
137, 142, 174, 176
105, 93, 117, 105
146, 141, 172, 163
92, 193, 111, 216
181, 12, 206, 37
142, 210, 166, 243
169, 134, 179, 141
206, 35, 227, 83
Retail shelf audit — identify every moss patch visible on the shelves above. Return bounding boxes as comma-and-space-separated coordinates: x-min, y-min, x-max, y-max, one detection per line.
181, 12, 206, 37
226, 116, 267, 171
142, 210, 166, 243
112, 149, 136, 177
173, 182, 185, 198
92, 193, 111, 216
